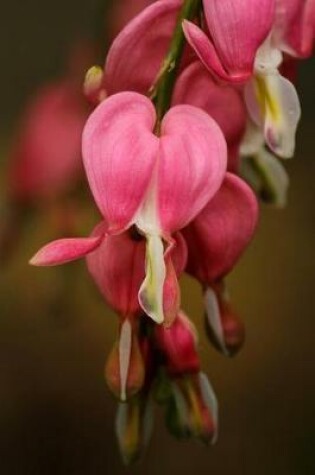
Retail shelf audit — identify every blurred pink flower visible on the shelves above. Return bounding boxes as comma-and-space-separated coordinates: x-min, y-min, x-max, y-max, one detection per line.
274, 0, 315, 58
8, 80, 87, 202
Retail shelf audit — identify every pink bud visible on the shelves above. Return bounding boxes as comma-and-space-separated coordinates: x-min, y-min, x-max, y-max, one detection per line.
154, 312, 200, 376
183, 173, 259, 284
173, 61, 247, 172
183, 0, 275, 83
105, 319, 145, 401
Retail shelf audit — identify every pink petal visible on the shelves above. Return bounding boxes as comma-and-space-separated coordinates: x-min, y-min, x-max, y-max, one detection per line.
183, 173, 259, 283
86, 227, 146, 317
173, 60, 247, 170
202, 0, 275, 79
105, 0, 182, 95
29, 234, 104, 267
158, 105, 227, 234
182, 21, 243, 83
82, 92, 159, 233
154, 311, 200, 376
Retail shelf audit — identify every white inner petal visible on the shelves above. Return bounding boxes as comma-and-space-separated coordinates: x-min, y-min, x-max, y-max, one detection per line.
119, 319, 132, 402
198, 372, 219, 445
204, 287, 229, 357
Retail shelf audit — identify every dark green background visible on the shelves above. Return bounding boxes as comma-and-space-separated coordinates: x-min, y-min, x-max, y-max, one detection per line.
0, 1, 315, 474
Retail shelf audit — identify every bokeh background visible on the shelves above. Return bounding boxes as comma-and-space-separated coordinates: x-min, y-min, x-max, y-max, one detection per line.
1, 1, 315, 474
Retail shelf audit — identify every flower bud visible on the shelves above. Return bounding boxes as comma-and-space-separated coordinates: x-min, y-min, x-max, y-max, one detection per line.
165, 372, 218, 445
154, 312, 200, 376
105, 319, 145, 401
204, 283, 245, 357
115, 394, 154, 465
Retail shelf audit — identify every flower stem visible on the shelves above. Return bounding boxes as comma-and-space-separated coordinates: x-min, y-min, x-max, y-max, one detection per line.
150, 0, 202, 124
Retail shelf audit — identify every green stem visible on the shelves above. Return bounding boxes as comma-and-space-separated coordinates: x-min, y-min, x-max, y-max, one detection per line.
150, 0, 202, 125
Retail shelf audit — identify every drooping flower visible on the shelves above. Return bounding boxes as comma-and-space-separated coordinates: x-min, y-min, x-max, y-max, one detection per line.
8, 80, 87, 203
183, 173, 259, 355
82, 91, 225, 326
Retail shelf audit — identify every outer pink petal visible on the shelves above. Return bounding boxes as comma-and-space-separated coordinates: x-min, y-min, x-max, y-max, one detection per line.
154, 311, 200, 375
105, 0, 182, 95
173, 61, 247, 170
158, 105, 227, 234
29, 234, 104, 267
183, 173, 259, 283
202, 0, 275, 78
82, 92, 159, 233
87, 227, 146, 317
182, 21, 246, 83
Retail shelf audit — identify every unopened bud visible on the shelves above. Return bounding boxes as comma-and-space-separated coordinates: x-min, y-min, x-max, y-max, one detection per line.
83, 66, 107, 105
165, 372, 218, 445
204, 283, 245, 357
154, 312, 200, 376
105, 320, 145, 401
115, 394, 154, 465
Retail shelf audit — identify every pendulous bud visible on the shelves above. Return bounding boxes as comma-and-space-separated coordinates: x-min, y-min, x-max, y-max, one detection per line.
115, 393, 154, 465
204, 282, 245, 357
165, 372, 218, 445
105, 319, 145, 401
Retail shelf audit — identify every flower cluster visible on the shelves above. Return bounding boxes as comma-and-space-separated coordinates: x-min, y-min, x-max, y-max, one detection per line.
28, 0, 314, 464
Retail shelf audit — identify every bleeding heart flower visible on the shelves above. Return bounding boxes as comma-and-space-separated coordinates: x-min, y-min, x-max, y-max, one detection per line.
183, 173, 258, 356
173, 60, 247, 172
82, 91, 227, 324
8, 80, 87, 202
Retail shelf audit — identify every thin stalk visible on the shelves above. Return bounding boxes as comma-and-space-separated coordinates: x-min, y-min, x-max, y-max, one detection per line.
150, 0, 202, 125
